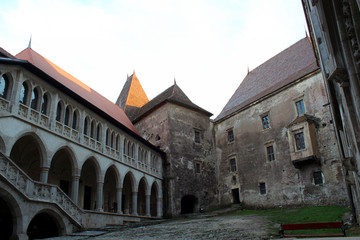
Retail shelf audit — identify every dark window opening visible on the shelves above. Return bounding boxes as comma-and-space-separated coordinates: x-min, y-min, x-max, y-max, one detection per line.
56, 102, 62, 121
72, 111, 77, 129
59, 180, 70, 195
195, 162, 201, 173
259, 182, 266, 195
194, 130, 200, 143
41, 94, 48, 115
262, 115, 270, 129
181, 195, 198, 214
84, 186, 92, 210
314, 171, 323, 185
295, 132, 306, 150
228, 129, 234, 143
232, 188, 240, 204
84, 118, 88, 135
64, 107, 70, 126
230, 158, 237, 172
267, 145, 275, 161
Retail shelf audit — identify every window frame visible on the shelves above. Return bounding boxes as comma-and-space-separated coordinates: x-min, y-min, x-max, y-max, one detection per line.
227, 128, 234, 143
194, 129, 201, 144
266, 145, 275, 162
229, 158, 237, 172
294, 131, 306, 151
259, 182, 266, 195
0, 74, 10, 99
260, 112, 271, 130
295, 99, 306, 115
313, 171, 324, 185
195, 161, 201, 174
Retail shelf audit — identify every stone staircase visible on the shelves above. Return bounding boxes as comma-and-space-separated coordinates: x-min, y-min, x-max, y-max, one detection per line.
0, 151, 83, 228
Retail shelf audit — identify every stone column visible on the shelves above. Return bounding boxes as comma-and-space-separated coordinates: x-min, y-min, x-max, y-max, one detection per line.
116, 187, 123, 214
40, 166, 49, 183
96, 181, 104, 211
157, 197, 163, 217
145, 194, 151, 216
71, 175, 80, 205
132, 191, 138, 215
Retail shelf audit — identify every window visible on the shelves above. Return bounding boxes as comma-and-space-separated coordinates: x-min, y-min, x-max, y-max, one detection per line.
20, 82, 28, 104
195, 162, 201, 174
295, 132, 306, 150
194, 130, 200, 143
259, 182, 266, 195
267, 145, 275, 161
72, 110, 78, 129
313, 171, 323, 185
230, 158, 237, 172
106, 129, 110, 146
56, 102, 62, 121
64, 106, 70, 126
90, 120, 95, 138
96, 124, 101, 141
228, 129, 234, 143
262, 115, 270, 129
111, 132, 115, 148
296, 99, 305, 115
41, 94, 48, 115
0, 75, 9, 99
115, 135, 120, 151
30, 88, 39, 110
84, 118, 89, 135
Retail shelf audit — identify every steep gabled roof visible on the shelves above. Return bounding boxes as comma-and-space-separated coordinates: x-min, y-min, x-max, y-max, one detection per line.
116, 73, 149, 109
15, 47, 139, 134
215, 37, 319, 122
133, 82, 212, 123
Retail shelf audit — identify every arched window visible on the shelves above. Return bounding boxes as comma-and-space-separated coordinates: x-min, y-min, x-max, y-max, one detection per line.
64, 106, 70, 126
111, 132, 115, 148
30, 88, 39, 110
115, 135, 119, 151
84, 118, 89, 135
123, 140, 126, 154
0, 75, 9, 99
90, 120, 95, 138
41, 94, 48, 115
72, 110, 78, 129
105, 129, 110, 146
96, 124, 101, 141
20, 82, 28, 104
56, 102, 62, 121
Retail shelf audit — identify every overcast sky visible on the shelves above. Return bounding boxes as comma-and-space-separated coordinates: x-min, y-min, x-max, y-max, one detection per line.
0, 0, 307, 118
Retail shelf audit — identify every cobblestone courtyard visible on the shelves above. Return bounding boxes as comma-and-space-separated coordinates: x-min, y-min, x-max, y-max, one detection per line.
48, 214, 273, 240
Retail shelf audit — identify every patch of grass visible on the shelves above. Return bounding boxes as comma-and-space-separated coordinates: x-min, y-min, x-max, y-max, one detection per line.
230, 206, 352, 236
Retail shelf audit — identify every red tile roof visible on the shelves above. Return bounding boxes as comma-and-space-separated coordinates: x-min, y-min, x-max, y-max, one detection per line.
15, 48, 139, 134
215, 37, 319, 122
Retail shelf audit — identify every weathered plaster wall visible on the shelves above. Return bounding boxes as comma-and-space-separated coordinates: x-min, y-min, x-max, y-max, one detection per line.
135, 103, 218, 216
214, 71, 349, 208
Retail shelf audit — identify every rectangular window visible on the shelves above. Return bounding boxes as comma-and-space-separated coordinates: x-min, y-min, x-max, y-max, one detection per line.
296, 99, 305, 115
267, 145, 275, 161
313, 171, 323, 185
295, 132, 306, 150
194, 130, 200, 143
259, 182, 266, 195
262, 115, 270, 129
230, 158, 237, 172
195, 162, 201, 174
228, 129, 234, 143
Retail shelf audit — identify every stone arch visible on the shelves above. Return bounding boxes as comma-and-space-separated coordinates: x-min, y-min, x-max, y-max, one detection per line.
40, 91, 51, 115
27, 209, 66, 239
79, 157, 101, 210
30, 86, 42, 111
0, 187, 23, 240
72, 109, 80, 130
138, 177, 149, 216
10, 132, 47, 181
150, 181, 159, 217
55, 100, 65, 122
122, 171, 136, 214
48, 146, 78, 197
83, 116, 90, 135
103, 165, 120, 212
19, 80, 31, 105
0, 72, 14, 100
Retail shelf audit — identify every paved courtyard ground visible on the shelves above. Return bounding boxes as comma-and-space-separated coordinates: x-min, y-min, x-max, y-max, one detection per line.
47, 214, 273, 240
